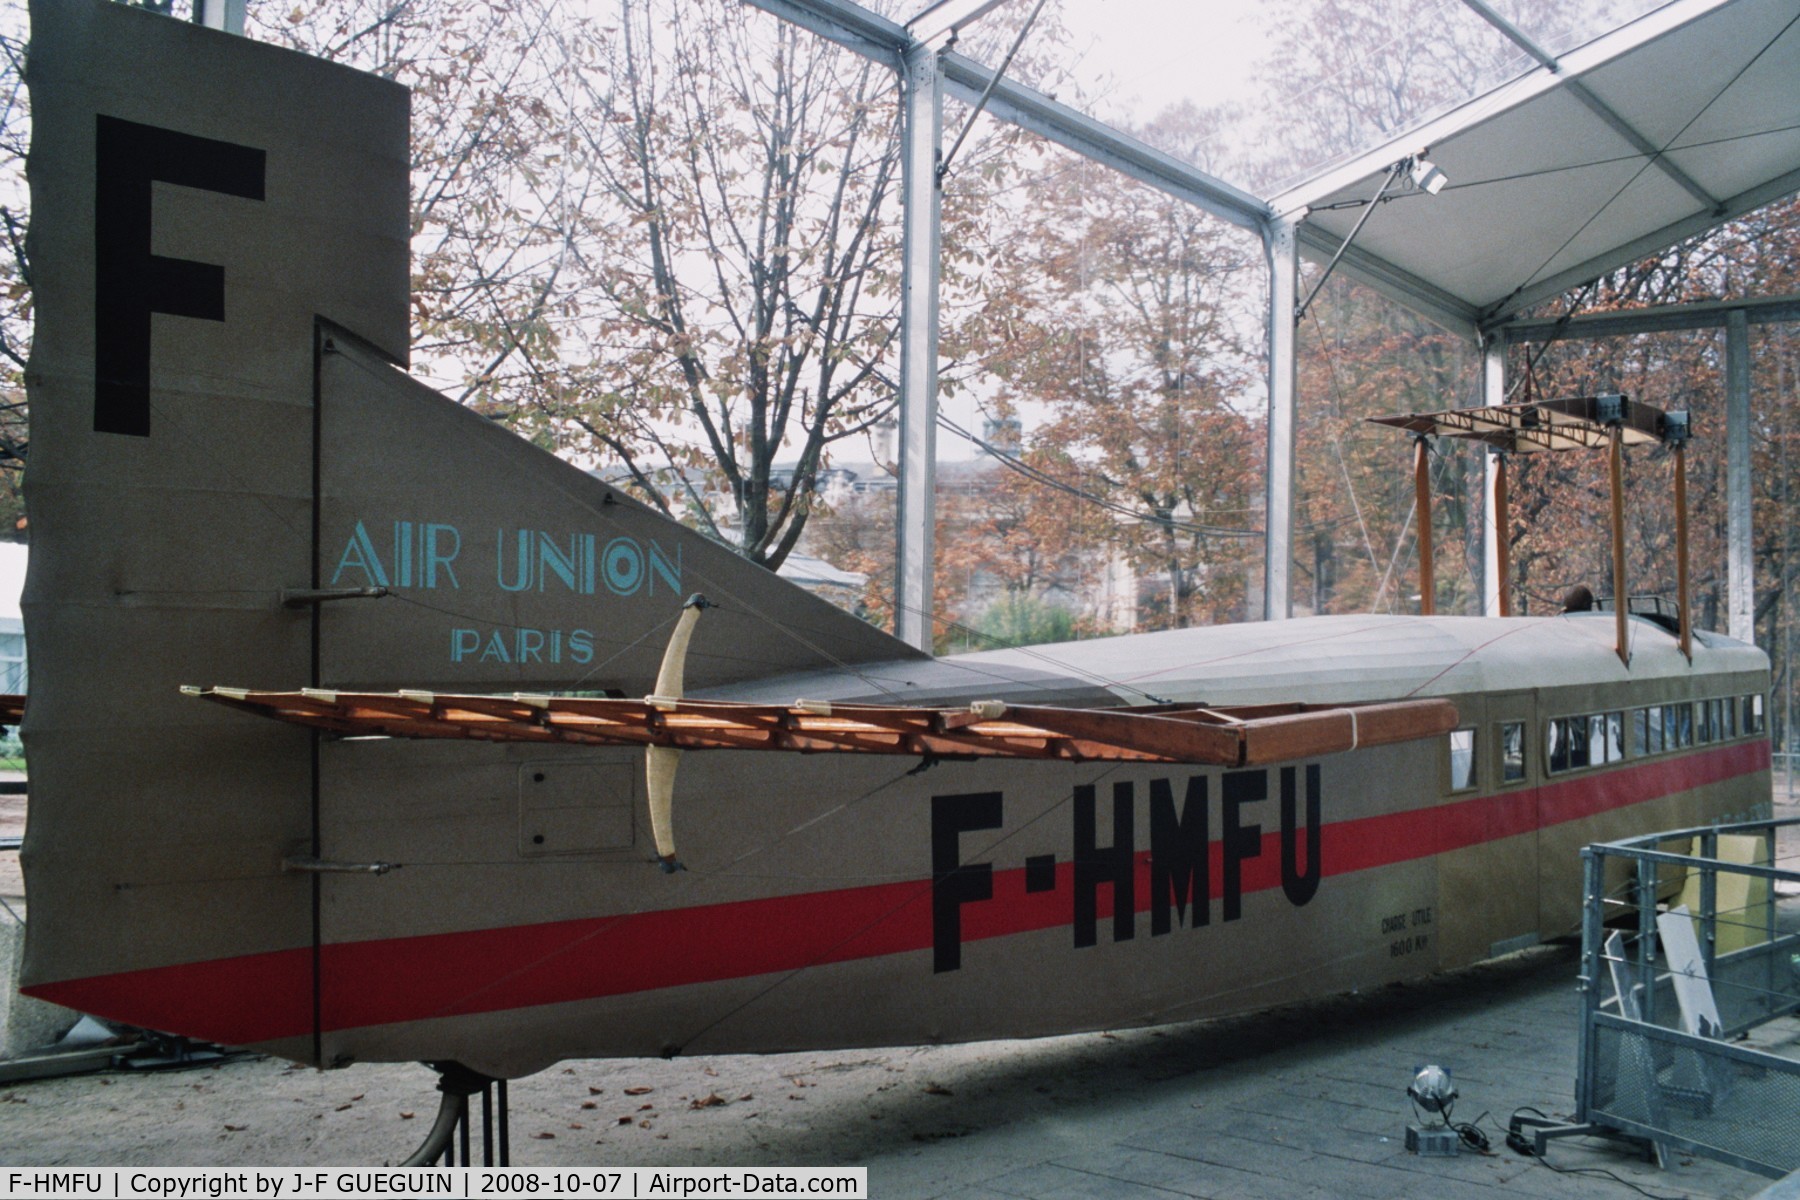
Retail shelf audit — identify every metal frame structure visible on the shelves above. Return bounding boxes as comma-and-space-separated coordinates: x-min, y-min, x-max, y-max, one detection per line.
192, 0, 244, 36
747, 0, 1281, 642
1532, 817, 1800, 1180
199, 0, 1800, 649
1494, 298, 1800, 639
741, 0, 1800, 650
1268, 0, 1800, 329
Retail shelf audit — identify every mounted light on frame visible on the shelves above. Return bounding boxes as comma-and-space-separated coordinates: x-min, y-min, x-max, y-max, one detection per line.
1408, 155, 1449, 195
1296, 151, 1448, 322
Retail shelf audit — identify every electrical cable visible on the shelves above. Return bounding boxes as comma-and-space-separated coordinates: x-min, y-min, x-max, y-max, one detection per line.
1505, 1107, 1693, 1200
1404, 1073, 1493, 1153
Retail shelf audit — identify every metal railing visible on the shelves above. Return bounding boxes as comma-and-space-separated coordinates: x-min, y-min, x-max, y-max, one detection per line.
1549, 818, 1800, 1178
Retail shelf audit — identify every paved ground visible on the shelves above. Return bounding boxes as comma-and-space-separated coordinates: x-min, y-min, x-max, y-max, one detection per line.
0, 938, 1773, 1196
855, 941, 1768, 1200
0, 790, 24, 904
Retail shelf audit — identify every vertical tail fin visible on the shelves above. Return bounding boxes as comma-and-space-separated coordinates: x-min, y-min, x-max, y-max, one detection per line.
18, 0, 913, 1052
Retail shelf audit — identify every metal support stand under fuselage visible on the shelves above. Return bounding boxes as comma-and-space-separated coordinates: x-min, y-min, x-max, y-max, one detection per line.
402, 1065, 510, 1167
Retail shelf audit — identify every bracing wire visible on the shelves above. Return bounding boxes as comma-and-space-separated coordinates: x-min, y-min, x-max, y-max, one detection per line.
1497, 10, 1800, 312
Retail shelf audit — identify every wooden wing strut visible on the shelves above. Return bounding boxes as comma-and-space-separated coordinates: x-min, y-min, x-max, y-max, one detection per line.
644, 594, 711, 872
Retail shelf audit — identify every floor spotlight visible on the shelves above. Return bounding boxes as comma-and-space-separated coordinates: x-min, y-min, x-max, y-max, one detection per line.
1405, 1064, 1461, 1156
1408, 1064, 1457, 1113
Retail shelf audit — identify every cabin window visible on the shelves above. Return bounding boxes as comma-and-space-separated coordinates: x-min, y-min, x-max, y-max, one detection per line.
1643, 706, 1665, 755
1568, 717, 1591, 769
1605, 712, 1624, 762
1547, 717, 1592, 774
1501, 722, 1525, 783
1750, 693, 1767, 734
1711, 698, 1725, 742
1547, 713, 1622, 773
1726, 698, 1738, 739
1662, 704, 1679, 748
1678, 703, 1694, 746
1697, 700, 1714, 744
1448, 729, 1476, 792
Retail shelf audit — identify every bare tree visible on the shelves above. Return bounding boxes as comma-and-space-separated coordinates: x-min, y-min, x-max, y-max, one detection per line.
562, 0, 904, 568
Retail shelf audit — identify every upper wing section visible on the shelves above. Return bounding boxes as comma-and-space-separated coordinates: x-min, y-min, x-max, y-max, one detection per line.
1367, 394, 1675, 455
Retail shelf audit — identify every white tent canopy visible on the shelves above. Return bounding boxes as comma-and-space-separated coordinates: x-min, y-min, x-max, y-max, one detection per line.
749, 0, 1800, 644
1274, 0, 1800, 334
757, 0, 1800, 337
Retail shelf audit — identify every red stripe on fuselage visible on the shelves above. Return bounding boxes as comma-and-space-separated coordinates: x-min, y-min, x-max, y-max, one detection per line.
25, 740, 1770, 1045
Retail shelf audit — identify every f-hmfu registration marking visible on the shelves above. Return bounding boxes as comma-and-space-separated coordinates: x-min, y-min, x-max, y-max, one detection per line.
930, 765, 1323, 972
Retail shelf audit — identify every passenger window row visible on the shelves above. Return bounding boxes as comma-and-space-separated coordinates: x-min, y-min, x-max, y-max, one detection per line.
1548, 712, 1625, 774
1545, 694, 1767, 776
1450, 695, 1763, 790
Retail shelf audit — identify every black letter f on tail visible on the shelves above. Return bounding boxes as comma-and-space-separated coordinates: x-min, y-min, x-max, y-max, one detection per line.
94, 115, 265, 437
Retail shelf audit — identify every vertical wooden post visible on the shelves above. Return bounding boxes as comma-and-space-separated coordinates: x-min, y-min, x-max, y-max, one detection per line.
1676, 442, 1693, 661
1611, 426, 1629, 666
1493, 451, 1511, 618
1414, 436, 1435, 616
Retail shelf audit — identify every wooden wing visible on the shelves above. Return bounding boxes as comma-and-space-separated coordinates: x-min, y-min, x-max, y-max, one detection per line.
184, 687, 1457, 769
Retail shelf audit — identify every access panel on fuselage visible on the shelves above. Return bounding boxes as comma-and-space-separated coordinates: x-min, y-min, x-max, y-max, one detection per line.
1433, 691, 1541, 966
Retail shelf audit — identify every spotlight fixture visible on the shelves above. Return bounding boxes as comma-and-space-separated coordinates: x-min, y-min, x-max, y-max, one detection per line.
1296, 150, 1445, 322
1408, 1064, 1458, 1113
1405, 1064, 1462, 1156
1409, 155, 1448, 195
